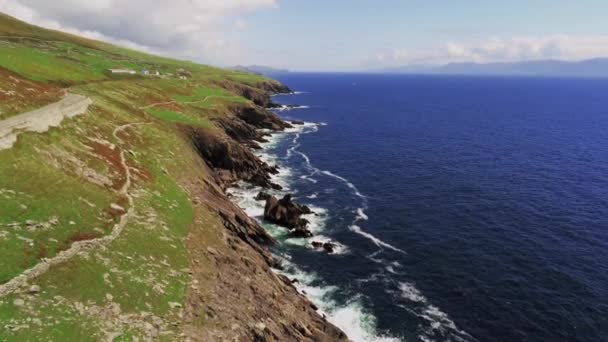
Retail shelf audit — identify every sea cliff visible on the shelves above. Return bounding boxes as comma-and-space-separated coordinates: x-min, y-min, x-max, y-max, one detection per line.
180, 83, 349, 341
0, 12, 348, 341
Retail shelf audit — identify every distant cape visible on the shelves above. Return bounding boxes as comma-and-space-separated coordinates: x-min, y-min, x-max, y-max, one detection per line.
382, 58, 608, 78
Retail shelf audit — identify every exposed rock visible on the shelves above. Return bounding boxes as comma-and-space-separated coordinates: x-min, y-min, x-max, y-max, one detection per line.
289, 227, 313, 239
291, 120, 305, 125
232, 106, 291, 131
263, 194, 311, 230
255, 191, 271, 201
175, 81, 348, 341
187, 127, 279, 189
213, 79, 292, 108
213, 116, 268, 147
311, 241, 336, 253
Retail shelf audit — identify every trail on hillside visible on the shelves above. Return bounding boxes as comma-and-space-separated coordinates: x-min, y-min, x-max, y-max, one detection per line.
0, 121, 147, 297
138, 95, 220, 110
0, 92, 92, 150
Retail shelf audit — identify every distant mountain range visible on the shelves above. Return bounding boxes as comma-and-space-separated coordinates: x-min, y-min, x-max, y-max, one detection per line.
382, 58, 608, 78
231, 65, 289, 76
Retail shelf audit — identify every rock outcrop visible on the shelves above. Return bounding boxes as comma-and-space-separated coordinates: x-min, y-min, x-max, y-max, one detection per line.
181, 86, 348, 341
187, 127, 280, 190
231, 105, 290, 131
312, 241, 336, 253
213, 79, 291, 108
263, 194, 312, 231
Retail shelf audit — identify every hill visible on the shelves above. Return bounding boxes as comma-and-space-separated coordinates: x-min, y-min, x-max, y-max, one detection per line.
0, 13, 346, 341
231, 65, 290, 76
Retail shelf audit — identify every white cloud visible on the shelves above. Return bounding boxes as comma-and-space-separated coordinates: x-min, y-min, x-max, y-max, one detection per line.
0, 0, 279, 66
377, 35, 608, 66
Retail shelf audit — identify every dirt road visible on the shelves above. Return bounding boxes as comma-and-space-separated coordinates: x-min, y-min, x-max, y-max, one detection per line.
0, 93, 92, 150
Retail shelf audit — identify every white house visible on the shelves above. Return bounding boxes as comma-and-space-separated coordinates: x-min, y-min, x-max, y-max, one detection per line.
109, 69, 136, 75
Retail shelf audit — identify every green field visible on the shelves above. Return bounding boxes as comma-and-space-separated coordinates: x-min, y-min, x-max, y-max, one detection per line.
0, 12, 281, 340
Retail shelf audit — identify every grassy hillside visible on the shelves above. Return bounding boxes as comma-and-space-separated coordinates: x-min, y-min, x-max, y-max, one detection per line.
0, 13, 302, 341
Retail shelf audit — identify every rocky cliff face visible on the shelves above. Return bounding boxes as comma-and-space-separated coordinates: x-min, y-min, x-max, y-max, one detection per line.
180, 82, 349, 341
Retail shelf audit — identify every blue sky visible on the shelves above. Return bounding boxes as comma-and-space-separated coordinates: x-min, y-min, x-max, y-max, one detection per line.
3, 0, 608, 70
239, 0, 608, 70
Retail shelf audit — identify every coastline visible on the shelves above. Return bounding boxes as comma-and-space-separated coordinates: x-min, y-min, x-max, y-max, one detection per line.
223, 89, 403, 342
178, 82, 352, 341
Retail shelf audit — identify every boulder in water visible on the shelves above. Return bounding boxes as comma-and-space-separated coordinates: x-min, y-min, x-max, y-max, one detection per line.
263, 194, 311, 230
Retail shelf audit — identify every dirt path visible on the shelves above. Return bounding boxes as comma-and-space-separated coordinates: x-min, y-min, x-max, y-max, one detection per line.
138, 95, 219, 110
0, 122, 146, 297
0, 92, 92, 150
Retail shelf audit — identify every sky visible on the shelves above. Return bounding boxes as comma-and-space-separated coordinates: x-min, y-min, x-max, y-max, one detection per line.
1, 0, 608, 71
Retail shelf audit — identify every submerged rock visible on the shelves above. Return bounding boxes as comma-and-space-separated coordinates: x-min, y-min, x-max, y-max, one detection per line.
311, 241, 336, 253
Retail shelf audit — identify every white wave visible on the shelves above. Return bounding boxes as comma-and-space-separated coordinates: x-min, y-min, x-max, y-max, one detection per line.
284, 121, 318, 133
321, 170, 367, 200
286, 140, 407, 259
275, 105, 311, 112
350, 225, 406, 254
228, 118, 409, 341
308, 234, 349, 254
276, 259, 400, 342
356, 208, 369, 221
307, 193, 318, 199
271, 91, 308, 96
399, 282, 426, 303
300, 175, 318, 183
391, 283, 474, 341
295, 150, 314, 170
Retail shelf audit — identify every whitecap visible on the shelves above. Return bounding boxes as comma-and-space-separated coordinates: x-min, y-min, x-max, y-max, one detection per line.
399, 282, 427, 303
349, 225, 406, 254
356, 208, 369, 221
276, 259, 401, 342
300, 175, 318, 183
320, 170, 367, 200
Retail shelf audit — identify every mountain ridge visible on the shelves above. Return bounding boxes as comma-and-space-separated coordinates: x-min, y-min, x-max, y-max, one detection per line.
382, 57, 608, 77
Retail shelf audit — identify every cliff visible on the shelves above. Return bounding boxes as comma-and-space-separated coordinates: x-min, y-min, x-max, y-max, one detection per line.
180, 86, 348, 341
0, 13, 347, 341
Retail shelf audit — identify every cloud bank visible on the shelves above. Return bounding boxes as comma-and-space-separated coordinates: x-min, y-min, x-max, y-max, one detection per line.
0, 0, 278, 66
377, 35, 608, 66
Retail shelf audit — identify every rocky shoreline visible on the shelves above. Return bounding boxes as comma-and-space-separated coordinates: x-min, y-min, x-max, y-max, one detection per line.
181, 82, 349, 341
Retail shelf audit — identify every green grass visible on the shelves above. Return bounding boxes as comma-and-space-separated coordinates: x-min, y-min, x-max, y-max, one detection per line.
0, 11, 282, 340
146, 108, 212, 127
171, 87, 229, 102
0, 126, 116, 283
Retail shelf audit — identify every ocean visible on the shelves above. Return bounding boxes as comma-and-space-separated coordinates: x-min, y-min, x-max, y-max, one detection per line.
229, 73, 608, 341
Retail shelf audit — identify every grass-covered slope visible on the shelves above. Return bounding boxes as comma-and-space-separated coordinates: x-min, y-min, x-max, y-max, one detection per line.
0, 13, 345, 341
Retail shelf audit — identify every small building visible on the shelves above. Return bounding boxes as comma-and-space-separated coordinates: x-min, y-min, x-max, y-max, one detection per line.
109, 68, 136, 75
141, 69, 150, 75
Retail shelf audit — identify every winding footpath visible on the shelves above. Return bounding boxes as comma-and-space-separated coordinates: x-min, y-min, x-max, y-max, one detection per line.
138, 95, 220, 110
0, 117, 145, 297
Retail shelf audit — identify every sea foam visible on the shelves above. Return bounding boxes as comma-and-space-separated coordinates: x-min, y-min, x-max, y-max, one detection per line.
228, 117, 405, 341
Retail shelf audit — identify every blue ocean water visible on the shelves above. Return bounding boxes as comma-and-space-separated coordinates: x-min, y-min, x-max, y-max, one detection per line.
234, 73, 608, 341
